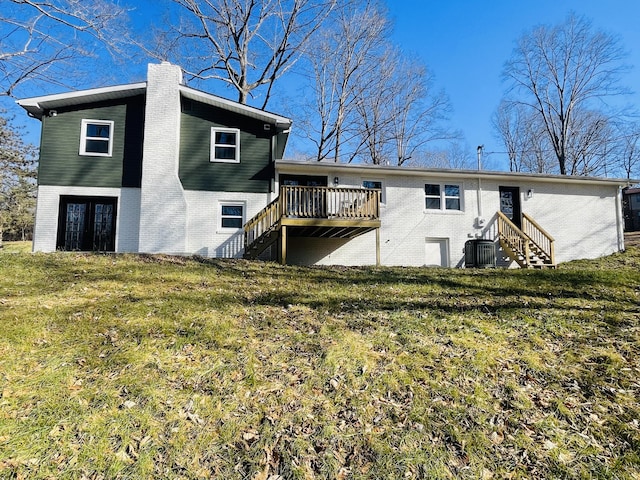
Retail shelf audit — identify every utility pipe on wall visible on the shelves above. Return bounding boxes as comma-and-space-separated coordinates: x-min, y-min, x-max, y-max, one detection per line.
476, 145, 484, 229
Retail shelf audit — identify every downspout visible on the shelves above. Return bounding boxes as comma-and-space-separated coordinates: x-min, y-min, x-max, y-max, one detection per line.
270, 133, 276, 204
616, 185, 625, 251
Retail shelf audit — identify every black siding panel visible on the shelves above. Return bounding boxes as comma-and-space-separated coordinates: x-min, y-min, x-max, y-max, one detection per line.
122, 95, 145, 187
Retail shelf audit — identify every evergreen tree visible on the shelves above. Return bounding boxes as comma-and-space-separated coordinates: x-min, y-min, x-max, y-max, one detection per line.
0, 114, 37, 246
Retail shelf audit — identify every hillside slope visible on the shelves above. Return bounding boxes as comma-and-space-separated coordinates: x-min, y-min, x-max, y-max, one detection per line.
1, 249, 639, 479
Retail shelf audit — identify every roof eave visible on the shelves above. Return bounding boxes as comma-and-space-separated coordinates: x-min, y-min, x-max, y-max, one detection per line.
179, 85, 292, 129
276, 160, 639, 186
16, 82, 148, 120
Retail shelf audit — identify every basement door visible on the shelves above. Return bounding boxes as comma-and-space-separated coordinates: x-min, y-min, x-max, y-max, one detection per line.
425, 237, 450, 267
57, 196, 117, 252
499, 186, 521, 228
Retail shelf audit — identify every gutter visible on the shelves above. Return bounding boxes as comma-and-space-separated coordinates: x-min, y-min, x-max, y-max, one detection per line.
276, 160, 639, 187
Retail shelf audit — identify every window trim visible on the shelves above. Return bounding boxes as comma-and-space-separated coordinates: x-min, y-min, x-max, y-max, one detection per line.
79, 119, 114, 157
425, 183, 462, 211
210, 127, 241, 163
219, 202, 245, 231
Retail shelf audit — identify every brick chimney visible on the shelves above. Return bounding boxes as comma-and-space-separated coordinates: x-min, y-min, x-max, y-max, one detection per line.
138, 62, 188, 254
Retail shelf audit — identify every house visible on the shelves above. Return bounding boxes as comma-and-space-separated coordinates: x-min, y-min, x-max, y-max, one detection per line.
266, 162, 631, 267
18, 62, 635, 268
18, 62, 290, 257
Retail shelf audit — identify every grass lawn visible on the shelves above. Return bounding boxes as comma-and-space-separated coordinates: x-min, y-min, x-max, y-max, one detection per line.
0, 241, 32, 254
0, 247, 639, 479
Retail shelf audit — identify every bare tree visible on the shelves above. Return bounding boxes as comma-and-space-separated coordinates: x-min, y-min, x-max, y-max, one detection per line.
297, 0, 454, 165
351, 50, 454, 166
410, 142, 475, 170
0, 113, 37, 246
565, 110, 614, 176
157, 0, 337, 109
351, 45, 396, 164
492, 101, 556, 173
618, 123, 640, 179
295, 0, 389, 162
386, 57, 454, 166
502, 13, 629, 175
1, 0, 128, 97
493, 101, 530, 172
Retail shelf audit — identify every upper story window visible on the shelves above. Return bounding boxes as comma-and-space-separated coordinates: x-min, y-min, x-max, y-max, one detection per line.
211, 127, 240, 163
425, 183, 461, 211
80, 119, 114, 157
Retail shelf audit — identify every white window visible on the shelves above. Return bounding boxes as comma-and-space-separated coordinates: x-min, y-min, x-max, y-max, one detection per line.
211, 127, 240, 163
220, 204, 244, 229
425, 183, 461, 211
80, 119, 114, 157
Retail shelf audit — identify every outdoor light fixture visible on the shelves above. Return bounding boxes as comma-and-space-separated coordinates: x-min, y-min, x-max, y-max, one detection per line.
527, 189, 534, 199
333, 176, 339, 186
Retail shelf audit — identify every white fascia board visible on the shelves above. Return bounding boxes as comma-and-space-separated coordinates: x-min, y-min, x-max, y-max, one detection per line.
179, 85, 292, 128
16, 82, 147, 119
275, 160, 639, 187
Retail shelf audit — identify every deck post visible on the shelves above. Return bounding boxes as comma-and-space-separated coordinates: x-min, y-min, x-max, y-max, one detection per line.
280, 225, 287, 265
376, 227, 380, 266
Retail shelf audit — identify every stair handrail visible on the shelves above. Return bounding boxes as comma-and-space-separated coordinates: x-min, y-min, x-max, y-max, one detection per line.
522, 213, 555, 265
497, 211, 530, 264
244, 195, 282, 250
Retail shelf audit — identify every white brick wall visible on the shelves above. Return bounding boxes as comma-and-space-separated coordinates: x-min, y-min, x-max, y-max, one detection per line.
32, 185, 140, 253
183, 190, 272, 258
138, 62, 188, 254
282, 169, 623, 267
33, 185, 272, 257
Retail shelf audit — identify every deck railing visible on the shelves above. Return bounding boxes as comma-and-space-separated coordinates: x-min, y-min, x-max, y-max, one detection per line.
281, 185, 380, 219
244, 185, 381, 252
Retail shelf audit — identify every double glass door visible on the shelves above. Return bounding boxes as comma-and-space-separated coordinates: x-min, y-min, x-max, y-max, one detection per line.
57, 196, 117, 251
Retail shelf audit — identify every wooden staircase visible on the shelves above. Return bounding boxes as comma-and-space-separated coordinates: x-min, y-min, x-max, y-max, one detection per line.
243, 196, 282, 260
497, 211, 556, 269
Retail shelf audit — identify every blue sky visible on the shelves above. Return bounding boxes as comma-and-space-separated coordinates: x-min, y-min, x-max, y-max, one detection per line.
385, 0, 640, 170
7, 1, 640, 172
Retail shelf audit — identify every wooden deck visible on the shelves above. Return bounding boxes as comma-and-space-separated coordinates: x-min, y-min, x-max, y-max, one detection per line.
244, 186, 381, 264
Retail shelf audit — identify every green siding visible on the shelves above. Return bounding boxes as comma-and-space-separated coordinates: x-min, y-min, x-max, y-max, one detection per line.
38, 96, 145, 188
179, 101, 273, 193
